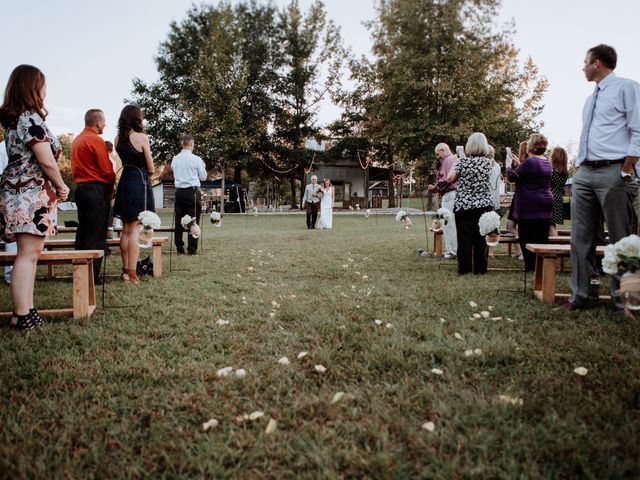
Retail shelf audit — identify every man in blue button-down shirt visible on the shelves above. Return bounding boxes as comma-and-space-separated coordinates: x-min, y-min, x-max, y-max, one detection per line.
563, 44, 640, 316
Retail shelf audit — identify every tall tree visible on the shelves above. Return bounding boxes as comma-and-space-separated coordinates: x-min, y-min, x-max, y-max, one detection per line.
271, 0, 346, 208
341, 0, 548, 195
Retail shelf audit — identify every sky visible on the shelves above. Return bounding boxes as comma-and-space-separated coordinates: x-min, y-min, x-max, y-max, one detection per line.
2, 0, 639, 158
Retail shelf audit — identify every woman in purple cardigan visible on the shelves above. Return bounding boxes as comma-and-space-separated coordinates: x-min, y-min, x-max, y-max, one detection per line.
506, 133, 553, 272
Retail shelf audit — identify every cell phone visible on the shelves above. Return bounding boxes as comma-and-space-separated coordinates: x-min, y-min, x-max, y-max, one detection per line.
456, 146, 464, 158
505, 147, 512, 168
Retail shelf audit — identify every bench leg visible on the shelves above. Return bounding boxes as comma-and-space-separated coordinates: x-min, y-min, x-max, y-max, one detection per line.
541, 256, 558, 304
433, 232, 443, 257
48, 264, 55, 278
152, 245, 162, 278
72, 263, 91, 319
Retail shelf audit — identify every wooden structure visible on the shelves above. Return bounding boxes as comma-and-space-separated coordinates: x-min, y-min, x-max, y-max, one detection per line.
527, 244, 605, 303
0, 250, 104, 319
43, 237, 168, 278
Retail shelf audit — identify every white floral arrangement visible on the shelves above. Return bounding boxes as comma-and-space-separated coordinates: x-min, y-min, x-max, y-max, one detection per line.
181, 214, 201, 239
252, 206, 258, 215
478, 211, 501, 236
434, 207, 453, 225
395, 210, 412, 229
138, 211, 161, 230
210, 211, 222, 226
602, 234, 640, 274
364, 208, 371, 218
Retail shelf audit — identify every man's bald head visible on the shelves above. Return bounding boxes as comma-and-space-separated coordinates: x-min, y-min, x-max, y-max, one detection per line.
84, 109, 105, 134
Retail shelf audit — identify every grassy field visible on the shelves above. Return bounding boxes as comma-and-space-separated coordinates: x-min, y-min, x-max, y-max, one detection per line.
0, 213, 638, 479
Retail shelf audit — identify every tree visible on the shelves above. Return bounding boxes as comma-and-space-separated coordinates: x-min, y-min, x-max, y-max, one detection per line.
130, 1, 280, 178
271, 0, 346, 208
342, 0, 548, 196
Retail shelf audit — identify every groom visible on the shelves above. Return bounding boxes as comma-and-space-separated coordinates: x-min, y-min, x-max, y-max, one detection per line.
301, 175, 321, 229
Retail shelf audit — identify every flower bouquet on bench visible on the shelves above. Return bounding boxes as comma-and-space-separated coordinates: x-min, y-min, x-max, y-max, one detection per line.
479, 211, 501, 247
602, 234, 640, 310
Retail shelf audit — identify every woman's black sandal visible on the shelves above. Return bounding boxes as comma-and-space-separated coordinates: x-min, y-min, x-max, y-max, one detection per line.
9, 309, 46, 330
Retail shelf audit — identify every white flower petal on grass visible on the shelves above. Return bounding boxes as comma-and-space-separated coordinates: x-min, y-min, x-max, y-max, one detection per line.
265, 418, 278, 434
271, 300, 280, 308
385, 323, 393, 329
217, 367, 234, 378
216, 319, 230, 326
342, 264, 348, 268
507, 317, 515, 323
235, 369, 246, 379
480, 311, 490, 318
488, 306, 494, 311
421, 421, 435, 432
269, 311, 276, 319
472, 313, 481, 319
498, 395, 523, 406
454, 332, 463, 340
297, 351, 308, 359
431, 368, 443, 375
247, 266, 254, 271
469, 301, 478, 308
473, 349, 483, 355
362, 275, 368, 280
202, 419, 219, 431
277, 357, 290, 365
314, 364, 327, 374
249, 411, 265, 421
574, 367, 588, 376
464, 349, 474, 357
374, 320, 383, 326
439, 318, 446, 323
331, 391, 345, 404
491, 317, 503, 321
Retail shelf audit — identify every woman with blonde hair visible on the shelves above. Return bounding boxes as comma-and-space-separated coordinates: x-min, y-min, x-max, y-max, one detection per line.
0, 65, 70, 329
447, 132, 494, 275
506, 133, 553, 272
549, 147, 568, 236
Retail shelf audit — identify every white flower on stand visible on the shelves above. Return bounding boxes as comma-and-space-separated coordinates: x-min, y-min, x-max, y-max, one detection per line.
181, 214, 201, 238
435, 207, 453, 225
137, 210, 160, 248
395, 210, 407, 221
365, 209, 371, 218
395, 210, 412, 229
602, 234, 640, 274
478, 211, 501, 236
210, 211, 222, 227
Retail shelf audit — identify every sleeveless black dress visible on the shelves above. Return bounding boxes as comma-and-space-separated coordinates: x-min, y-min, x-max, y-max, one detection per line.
113, 137, 155, 222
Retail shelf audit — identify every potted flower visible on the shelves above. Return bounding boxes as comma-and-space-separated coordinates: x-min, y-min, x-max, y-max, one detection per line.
396, 210, 412, 230
137, 210, 161, 248
181, 215, 201, 239
602, 234, 640, 309
432, 207, 452, 232
210, 211, 222, 227
478, 211, 501, 247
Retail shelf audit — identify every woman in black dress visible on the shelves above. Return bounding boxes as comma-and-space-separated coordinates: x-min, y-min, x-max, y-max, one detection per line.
113, 105, 155, 284
549, 147, 568, 236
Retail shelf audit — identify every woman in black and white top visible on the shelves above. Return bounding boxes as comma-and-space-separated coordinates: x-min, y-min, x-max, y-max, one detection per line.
447, 132, 494, 275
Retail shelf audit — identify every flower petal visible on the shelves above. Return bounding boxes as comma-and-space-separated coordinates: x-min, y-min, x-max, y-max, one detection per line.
202, 418, 219, 431
249, 411, 265, 421
480, 311, 490, 318
431, 368, 443, 375
454, 332, 463, 340
265, 418, 278, 434
235, 369, 246, 379
217, 367, 233, 377
331, 391, 345, 404
374, 320, 383, 326
574, 367, 588, 376
297, 351, 308, 359
277, 356, 290, 365
469, 301, 478, 308
421, 421, 435, 432
314, 364, 327, 374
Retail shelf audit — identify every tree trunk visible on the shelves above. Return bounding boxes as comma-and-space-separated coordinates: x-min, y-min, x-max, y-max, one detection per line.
299, 168, 306, 209
289, 174, 297, 209
387, 144, 396, 208
220, 166, 225, 214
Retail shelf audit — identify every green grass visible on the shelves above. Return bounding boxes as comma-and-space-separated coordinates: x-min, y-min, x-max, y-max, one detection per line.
0, 213, 638, 479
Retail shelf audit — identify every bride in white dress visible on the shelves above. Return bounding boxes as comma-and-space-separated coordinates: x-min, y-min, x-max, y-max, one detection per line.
317, 178, 335, 229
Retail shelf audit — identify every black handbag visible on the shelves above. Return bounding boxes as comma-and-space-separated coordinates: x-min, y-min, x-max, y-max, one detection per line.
136, 256, 153, 276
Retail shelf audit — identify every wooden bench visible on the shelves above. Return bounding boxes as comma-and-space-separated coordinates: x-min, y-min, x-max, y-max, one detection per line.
43, 237, 168, 278
0, 250, 104, 319
57, 226, 175, 237
526, 244, 605, 303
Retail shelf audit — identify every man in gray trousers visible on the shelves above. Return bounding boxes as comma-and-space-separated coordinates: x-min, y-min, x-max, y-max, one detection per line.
301, 175, 322, 229
561, 44, 640, 318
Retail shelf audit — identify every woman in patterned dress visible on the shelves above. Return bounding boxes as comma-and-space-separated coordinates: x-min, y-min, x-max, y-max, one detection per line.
0, 65, 70, 329
549, 147, 568, 236
447, 132, 494, 275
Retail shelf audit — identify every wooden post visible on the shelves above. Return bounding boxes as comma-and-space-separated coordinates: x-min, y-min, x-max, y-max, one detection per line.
72, 261, 91, 319
152, 244, 163, 278
433, 230, 443, 257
